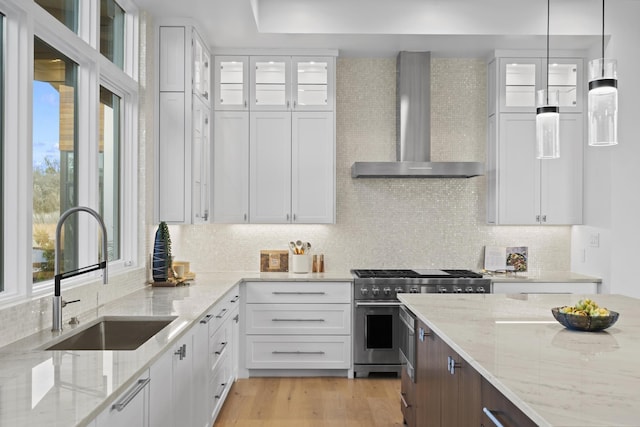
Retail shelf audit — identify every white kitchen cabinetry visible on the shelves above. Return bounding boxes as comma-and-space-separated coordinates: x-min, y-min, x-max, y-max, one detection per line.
157, 24, 211, 224
487, 54, 584, 225
149, 329, 194, 427
213, 111, 249, 223
243, 281, 351, 371
213, 53, 336, 224
96, 371, 150, 427
214, 56, 249, 111
492, 282, 598, 294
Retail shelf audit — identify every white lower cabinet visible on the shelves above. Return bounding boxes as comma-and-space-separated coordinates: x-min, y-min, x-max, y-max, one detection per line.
492, 281, 599, 294
96, 371, 150, 427
243, 281, 351, 372
149, 330, 194, 427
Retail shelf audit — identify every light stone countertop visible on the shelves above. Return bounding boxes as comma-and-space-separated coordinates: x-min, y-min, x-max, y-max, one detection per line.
485, 270, 602, 283
398, 293, 639, 427
0, 271, 353, 427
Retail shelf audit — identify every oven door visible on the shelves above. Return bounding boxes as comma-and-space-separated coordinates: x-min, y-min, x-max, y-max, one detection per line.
354, 301, 401, 365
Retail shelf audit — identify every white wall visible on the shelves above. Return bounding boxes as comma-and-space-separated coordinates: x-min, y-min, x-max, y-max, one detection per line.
572, 0, 640, 297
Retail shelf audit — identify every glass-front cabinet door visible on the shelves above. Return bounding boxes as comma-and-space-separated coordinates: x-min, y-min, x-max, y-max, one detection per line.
500, 58, 582, 113
214, 56, 249, 110
192, 29, 210, 103
291, 57, 334, 111
250, 56, 291, 110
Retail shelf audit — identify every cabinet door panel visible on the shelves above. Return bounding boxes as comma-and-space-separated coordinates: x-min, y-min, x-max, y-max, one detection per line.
498, 114, 540, 224
159, 92, 186, 222
292, 57, 334, 111
250, 112, 292, 223
245, 303, 350, 335
159, 27, 185, 92
292, 112, 335, 223
541, 115, 583, 224
213, 112, 249, 223
250, 56, 291, 111
214, 56, 249, 111
192, 97, 210, 223
97, 373, 150, 427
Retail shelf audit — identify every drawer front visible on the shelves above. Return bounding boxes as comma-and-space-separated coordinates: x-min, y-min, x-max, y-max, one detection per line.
245, 281, 351, 303
246, 335, 350, 369
209, 350, 232, 421
246, 303, 351, 335
210, 319, 231, 372
205, 286, 240, 336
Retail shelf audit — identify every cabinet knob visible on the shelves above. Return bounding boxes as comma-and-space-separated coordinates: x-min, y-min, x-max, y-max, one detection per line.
542, 214, 547, 222
286, 213, 290, 221
536, 214, 541, 223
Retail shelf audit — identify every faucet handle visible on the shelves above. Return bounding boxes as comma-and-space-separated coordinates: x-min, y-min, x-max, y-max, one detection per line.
61, 299, 80, 308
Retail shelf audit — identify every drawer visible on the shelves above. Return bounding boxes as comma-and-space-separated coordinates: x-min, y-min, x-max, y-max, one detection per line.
209, 350, 232, 421
245, 303, 351, 335
245, 281, 351, 303
200, 286, 240, 336
210, 319, 231, 372
246, 335, 350, 369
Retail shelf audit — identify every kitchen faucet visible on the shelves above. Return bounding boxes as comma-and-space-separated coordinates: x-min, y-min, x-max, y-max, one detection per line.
52, 206, 108, 332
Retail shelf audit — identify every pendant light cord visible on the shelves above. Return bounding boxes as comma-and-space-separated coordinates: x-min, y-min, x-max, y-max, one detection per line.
601, 0, 605, 77
546, 0, 550, 104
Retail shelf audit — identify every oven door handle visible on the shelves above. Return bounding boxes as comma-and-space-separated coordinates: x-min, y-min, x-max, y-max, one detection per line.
355, 301, 403, 307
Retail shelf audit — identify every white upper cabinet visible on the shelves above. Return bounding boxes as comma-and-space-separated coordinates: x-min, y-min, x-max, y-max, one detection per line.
291, 57, 334, 111
498, 58, 583, 114
192, 29, 211, 103
156, 24, 212, 224
250, 56, 292, 111
487, 53, 585, 225
214, 56, 249, 110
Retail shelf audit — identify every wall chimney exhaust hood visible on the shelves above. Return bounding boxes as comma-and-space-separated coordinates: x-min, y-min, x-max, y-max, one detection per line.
351, 51, 484, 178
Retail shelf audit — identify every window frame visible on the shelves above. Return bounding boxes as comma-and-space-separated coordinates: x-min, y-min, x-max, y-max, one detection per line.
0, 0, 139, 302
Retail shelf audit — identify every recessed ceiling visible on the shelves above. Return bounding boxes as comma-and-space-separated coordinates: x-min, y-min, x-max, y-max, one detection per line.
133, 0, 604, 57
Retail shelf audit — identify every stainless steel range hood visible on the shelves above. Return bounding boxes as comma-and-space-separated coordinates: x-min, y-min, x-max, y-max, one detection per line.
351, 51, 484, 178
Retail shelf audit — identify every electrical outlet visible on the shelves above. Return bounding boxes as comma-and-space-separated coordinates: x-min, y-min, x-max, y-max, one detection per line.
589, 233, 600, 248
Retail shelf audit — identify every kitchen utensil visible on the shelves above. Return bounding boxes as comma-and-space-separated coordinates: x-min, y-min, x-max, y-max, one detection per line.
289, 241, 297, 254
304, 242, 311, 253
295, 240, 303, 254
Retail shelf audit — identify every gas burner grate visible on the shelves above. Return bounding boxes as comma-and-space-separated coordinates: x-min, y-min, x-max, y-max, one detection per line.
352, 269, 484, 279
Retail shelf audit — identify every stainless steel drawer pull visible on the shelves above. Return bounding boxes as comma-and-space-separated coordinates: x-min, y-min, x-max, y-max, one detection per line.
214, 341, 228, 355
272, 351, 325, 355
230, 295, 240, 303
216, 308, 228, 318
214, 383, 227, 399
112, 378, 150, 412
272, 318, 326, 322
272, 291, 326, 295
400, 392, 410, 408
483, 407, 506, 427
199, 314, 213, 324
355, 301, 402, 307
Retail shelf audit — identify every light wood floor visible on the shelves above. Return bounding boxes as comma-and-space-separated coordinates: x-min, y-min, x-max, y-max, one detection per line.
214, 376, 404, 427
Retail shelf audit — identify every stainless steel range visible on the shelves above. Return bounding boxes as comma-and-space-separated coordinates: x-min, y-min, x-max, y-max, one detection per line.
352, 269, 491, 377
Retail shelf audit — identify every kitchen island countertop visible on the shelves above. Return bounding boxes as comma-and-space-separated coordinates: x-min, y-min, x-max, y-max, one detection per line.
398, 292, 639, 426
0, 271, 353, 427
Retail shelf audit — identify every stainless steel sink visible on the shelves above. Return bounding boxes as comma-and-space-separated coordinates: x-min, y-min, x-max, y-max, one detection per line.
45, 316, 177, 351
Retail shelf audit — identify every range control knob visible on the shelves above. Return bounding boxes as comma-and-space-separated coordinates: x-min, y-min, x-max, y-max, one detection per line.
395, 287, 405, 293
383, 287, 392, 296
438, 287, 448, 294
465, 286, 475, 293
409, 287, 419, 294
453, 286, 462, 293
360, 288, 369, 296
372, 287, 380, 296
476, 286, 486, 294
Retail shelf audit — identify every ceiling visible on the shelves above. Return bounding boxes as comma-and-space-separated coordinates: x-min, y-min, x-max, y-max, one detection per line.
132, 0, 607, 57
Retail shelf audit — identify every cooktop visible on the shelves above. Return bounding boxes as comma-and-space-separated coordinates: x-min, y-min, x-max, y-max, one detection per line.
351, 269, 483, 279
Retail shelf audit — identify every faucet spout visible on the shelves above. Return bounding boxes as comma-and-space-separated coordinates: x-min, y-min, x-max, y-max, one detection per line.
52, 206, 109, 332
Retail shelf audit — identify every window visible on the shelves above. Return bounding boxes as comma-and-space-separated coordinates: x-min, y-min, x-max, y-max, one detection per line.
100, 0, 125, 68
34, 0, 79, 33
99, 86, 121, 261
32, 37, 78, 283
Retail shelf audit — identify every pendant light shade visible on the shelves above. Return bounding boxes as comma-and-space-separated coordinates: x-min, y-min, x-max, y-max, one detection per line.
536, 0, 560, 159
588, 58, 618, 146
588, 0, 618, 146
536, 89, 560, 159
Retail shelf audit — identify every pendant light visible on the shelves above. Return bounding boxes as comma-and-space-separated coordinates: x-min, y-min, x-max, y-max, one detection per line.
588, 0, 618, 146
536, 0, 560, 159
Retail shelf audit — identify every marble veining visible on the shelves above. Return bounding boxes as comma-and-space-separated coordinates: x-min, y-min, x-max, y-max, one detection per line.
399, 293, 640, 426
